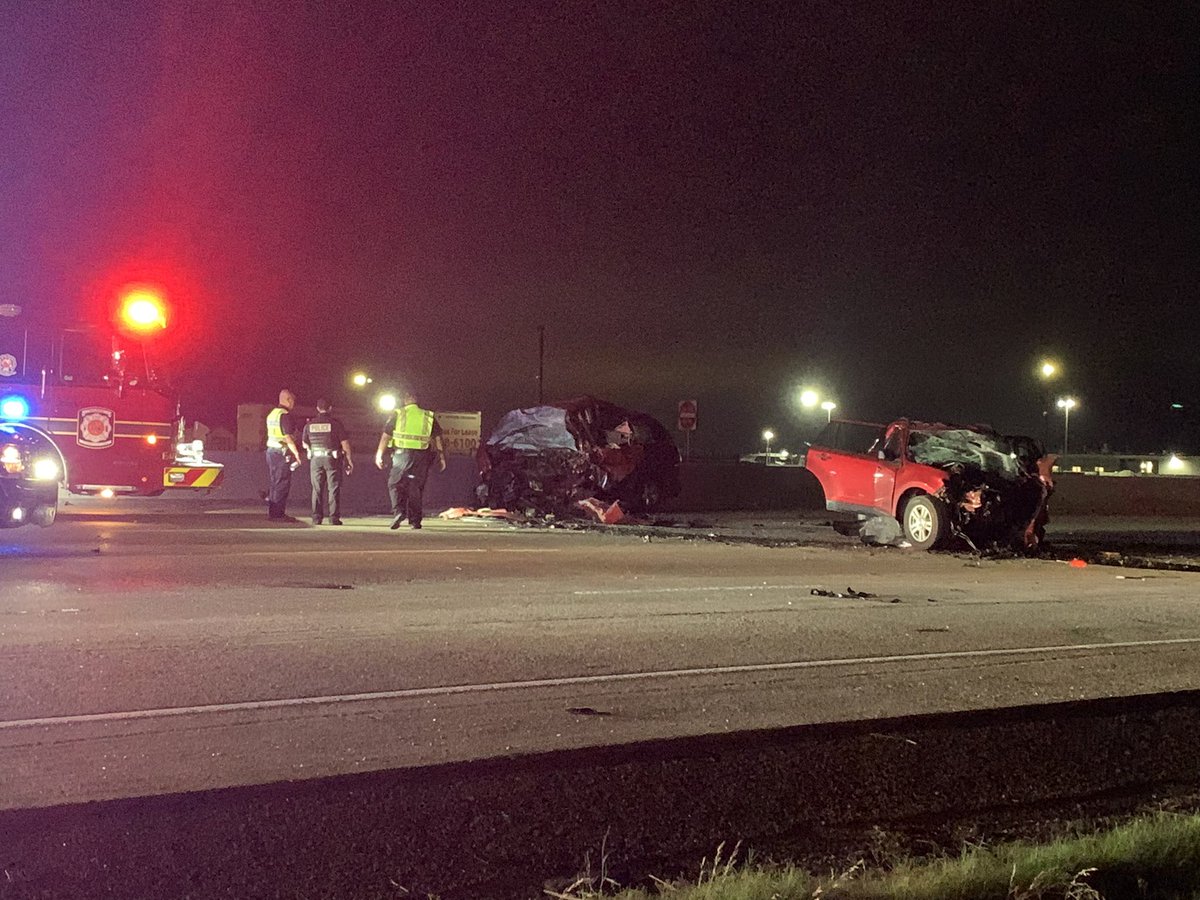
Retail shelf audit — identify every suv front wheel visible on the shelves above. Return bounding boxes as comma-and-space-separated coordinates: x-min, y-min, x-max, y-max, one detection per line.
901, 493, 948, 551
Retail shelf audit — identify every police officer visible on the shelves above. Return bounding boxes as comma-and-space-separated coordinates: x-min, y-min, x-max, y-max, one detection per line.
375, 390, 446, 530
265, 389, 303, 521
302, 397, 354, 525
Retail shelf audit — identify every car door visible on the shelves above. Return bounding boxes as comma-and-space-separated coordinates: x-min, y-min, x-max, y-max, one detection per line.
872, 423, 903, 512
807, 421, 888, 513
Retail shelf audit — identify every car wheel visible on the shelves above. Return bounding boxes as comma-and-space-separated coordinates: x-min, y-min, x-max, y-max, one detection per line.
638, 480, 661, 512
901, 494, 947, 551
31, 504, 56, 528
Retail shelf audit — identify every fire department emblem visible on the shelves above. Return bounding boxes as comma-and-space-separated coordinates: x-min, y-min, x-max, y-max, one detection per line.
78, 407, 115, 449
0, 353, 15, 377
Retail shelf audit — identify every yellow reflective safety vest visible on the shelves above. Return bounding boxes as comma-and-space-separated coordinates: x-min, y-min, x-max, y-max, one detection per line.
266, 407, 287, 448
390, 404, 434, 450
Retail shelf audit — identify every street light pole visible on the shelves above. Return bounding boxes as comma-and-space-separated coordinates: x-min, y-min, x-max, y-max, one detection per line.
1056, 397, 1077, 455
537, 325, 545, 404
1038, 360, 1060, 449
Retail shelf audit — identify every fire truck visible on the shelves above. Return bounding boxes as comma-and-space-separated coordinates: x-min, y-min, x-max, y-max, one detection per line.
0, 293, 223, 527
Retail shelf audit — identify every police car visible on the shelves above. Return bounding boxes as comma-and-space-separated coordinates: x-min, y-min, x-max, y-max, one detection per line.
0, 408, 59, 528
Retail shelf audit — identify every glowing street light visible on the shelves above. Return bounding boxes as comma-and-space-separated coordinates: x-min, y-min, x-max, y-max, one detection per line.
351, 372, 372, 388
377, 393, 397, 412
1056, 397, 1077, 455
799, 390, 819, 409
1039, 360, 1059, 380
820, 400, 837, 422
762, 429, 774, 455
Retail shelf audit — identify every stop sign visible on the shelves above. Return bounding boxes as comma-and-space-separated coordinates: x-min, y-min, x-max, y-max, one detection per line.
677, 399, 697, 431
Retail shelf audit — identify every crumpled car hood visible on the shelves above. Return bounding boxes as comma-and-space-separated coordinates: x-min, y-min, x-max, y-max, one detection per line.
908, 422, 1055, 553
907, 427, 1024, 477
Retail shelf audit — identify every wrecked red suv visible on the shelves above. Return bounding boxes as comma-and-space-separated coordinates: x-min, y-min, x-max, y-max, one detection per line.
805, 419, 1054, 552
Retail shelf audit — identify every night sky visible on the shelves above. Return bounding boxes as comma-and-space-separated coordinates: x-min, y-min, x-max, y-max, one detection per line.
2, 2, 1197, 455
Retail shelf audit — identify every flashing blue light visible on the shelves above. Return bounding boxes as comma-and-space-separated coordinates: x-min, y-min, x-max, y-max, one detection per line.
0, 395, 30, 420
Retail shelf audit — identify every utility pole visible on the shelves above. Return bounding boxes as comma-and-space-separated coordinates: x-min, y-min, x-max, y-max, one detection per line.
537, 325, 545, 404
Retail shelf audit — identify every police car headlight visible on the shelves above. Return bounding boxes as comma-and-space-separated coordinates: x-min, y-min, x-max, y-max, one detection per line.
1, 444, 22, 474
32, 458, 59, 481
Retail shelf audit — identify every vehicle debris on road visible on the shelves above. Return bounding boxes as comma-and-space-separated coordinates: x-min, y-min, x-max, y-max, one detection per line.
475, 397, 681, 520
575, 498, 626, 524
811, 587, 877, 599
858, 514, 912, 548
437, 507, 515, 520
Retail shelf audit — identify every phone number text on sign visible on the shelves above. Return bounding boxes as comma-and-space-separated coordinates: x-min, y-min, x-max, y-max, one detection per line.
435, 411, 482, 457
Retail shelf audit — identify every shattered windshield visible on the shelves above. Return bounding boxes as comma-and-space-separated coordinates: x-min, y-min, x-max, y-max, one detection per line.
906, 429, 1022, 478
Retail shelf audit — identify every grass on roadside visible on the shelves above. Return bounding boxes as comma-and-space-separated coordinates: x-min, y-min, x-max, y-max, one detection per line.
547, 812, 1200, 900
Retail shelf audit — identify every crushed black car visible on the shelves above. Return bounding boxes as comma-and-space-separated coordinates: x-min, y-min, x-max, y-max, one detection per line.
476, 397, 681, 519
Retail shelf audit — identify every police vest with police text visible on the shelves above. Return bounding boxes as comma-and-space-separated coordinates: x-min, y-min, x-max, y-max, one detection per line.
390, 404, 433, 450
306, 414, 336, 452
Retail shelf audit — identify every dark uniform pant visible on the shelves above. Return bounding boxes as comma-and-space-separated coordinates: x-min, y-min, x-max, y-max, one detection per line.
265, 448, 292, 519
387, 449, 432, 526
310, 453, 344, 521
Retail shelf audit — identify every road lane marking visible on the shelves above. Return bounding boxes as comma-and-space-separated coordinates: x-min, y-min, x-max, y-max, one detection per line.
4, 637, 1199, 731
233, 548, 559, 556
574, 585, 812, 596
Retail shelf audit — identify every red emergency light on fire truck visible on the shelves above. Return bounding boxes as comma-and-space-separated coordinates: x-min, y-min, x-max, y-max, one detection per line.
0, 292, 223, 508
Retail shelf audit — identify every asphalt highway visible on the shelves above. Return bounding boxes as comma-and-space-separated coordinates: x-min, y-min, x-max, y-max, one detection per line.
3, 506, 1200, 814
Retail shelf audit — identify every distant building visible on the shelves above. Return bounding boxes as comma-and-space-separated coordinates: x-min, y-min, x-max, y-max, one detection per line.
203, 427, 235, 452
1052, 453, 1196, 476
738, 450, 803, 467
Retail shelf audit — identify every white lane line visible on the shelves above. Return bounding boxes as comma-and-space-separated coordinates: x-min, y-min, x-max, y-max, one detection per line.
574, 585, 812, 596
234, 548, 559, 556
4, 637, 1199, 731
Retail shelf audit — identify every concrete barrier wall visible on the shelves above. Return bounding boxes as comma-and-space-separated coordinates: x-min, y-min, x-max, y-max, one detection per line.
665, 462, 825, 512
206, 452, 478, 517
1050, 472, 1200, 517
207, 453, 829, 516
668, 466, 1200, 518
206, 452, 1200, 519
